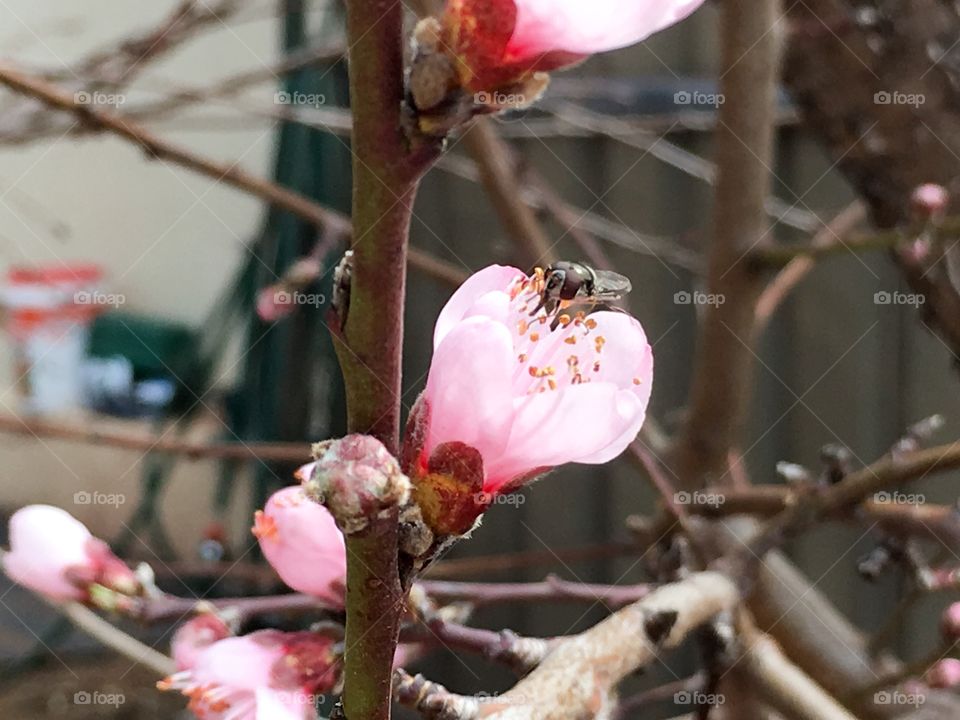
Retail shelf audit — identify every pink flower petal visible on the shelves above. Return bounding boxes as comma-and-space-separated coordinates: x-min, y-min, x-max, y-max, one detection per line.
424, 317, 516, 462
255, 687, 313, 720
433, 265, 526, 348
484, 383, 645, 489
507, 0, 706, 60
253, 487, 346, 604
3, 505, 94, 601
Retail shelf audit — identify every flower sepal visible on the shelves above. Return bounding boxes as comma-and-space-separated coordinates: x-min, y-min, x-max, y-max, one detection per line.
411, 440, 488, 536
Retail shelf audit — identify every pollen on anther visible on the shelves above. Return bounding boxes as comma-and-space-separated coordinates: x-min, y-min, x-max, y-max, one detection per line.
528, 366, 539, 377
564, 335, 577, 345
530, 332, 540, 342
633, 377, 643, 385
594, 336, 606, 353
548, 379, 558, 391
593, 361, 601, 373
585, 318, 598, 330
558, 314, 571, 327
518, 353, 527, 362
517, 319, 528, 335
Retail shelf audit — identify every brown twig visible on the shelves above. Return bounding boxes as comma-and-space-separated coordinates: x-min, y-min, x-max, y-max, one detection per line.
418, 577, 651, 608
0, 413, 312, 462
670, 0, 784, 492
753, 201, 866, 337
396, 572, 740, 720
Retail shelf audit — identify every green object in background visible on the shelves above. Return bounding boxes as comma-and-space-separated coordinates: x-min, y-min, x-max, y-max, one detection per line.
87, 312, 207, 411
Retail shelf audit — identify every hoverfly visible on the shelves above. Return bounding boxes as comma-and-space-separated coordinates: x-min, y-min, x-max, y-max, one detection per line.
529, 261, 632, 327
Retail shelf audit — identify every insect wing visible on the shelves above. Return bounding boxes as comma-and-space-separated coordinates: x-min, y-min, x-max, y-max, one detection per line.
591, 270, 632, 299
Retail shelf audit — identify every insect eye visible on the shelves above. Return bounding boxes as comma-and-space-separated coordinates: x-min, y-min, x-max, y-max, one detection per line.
547, 272, 563, 289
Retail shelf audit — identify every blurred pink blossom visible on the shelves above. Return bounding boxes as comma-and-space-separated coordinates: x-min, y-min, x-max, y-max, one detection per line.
253, 486, 346, 605
925, 657, 960, 689
159, 630, 338, 720
172, 614, 233, 671
2, 504, 137, 602
405, 264, 653, 502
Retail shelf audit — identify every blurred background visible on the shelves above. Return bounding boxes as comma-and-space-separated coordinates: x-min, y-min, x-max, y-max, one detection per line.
0, 1, 958, 717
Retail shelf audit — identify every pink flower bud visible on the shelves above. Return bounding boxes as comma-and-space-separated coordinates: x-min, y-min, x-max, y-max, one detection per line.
159, 630, 339, 720
2, 505, 138, 602
941, 602, 960, 643
172, 614, 233, 671
402, 265, 653, 531
441, 0, 706, 91
925, 658, 960, 689
256, 286, 296, 322
910, 183, 950, 221
252, 487, 346, 605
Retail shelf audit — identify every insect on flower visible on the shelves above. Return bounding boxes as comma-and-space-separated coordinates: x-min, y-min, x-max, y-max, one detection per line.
529, 261, 632, 328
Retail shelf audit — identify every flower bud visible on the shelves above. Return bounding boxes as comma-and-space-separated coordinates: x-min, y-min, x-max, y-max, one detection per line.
941, 602, 960, 643
253, 486, 346, 605
171, 613, 232, 671
2, 505, 138, 602
301, 434, 410, 535
910, 183, 950, 222
925, 658, 960, 689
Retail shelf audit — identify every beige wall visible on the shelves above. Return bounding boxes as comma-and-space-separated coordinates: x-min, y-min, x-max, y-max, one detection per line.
0, 0, 283, 549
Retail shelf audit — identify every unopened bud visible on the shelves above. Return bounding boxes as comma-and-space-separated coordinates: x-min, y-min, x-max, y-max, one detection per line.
941, 602, 960, 642
302, 435, 410, 535
925, 658, 960, 688
910, 183, 950, 223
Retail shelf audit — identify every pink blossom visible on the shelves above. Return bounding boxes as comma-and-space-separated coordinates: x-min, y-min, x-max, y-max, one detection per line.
406, 264, 653, 499
925, 658, 960, 689
1, 504, 137, 602
442, 0, 706, 90
172, 614, 233, 671
256, 286, 296, 323
252, 486, 346, 605
159, 630, 339, 720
